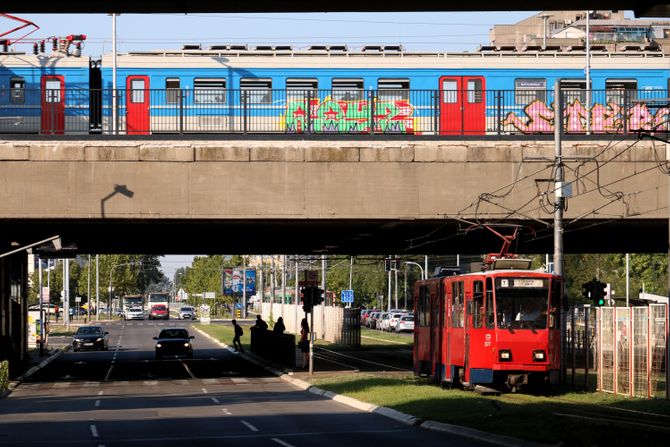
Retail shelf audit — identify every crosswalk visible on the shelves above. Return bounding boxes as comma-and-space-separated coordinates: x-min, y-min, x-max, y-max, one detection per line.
19, 376, 281, 391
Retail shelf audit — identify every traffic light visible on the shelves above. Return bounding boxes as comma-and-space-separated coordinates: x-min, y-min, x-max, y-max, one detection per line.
594, 281, 607, 306
312, 288, 324, 306
301, 288, 313, 313
581, 281, 591, 300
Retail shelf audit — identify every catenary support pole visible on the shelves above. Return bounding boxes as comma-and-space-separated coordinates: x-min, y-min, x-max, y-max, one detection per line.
95, 255, 99, 321
38, 256, 43, 356
554, 80, 566, 383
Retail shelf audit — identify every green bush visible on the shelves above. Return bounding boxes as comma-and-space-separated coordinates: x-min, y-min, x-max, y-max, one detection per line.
0, 360, 9, 393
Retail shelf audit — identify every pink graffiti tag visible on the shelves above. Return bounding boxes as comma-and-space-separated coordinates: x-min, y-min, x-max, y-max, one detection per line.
502, 100, 554, 133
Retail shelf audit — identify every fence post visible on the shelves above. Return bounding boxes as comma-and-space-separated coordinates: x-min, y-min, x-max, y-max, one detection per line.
584, 305, 590, 390
243, 90, 248, 134
179, 89, 184, 134
623, 89, 629, 135
496, 91, 503, 135
434, 90, 439, 135
369, 90, 375, 135
571, 307, 576, 386
306, 90, 312, 135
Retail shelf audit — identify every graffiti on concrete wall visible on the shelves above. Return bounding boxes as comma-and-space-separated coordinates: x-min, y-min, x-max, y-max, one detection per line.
285, 97, 415, 133
503, 99, 669, 133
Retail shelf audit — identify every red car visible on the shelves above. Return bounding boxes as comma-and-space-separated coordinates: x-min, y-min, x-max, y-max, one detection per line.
148, 304, 169, 320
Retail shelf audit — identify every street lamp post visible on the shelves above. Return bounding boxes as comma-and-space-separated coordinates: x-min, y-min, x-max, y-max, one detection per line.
405, 261, 426, 280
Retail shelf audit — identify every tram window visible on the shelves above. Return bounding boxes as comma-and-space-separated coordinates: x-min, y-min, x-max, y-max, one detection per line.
45, 79, 62, 103
472, 281, 484, 329
514, 78, 546, 104
130, 79, 145, 104
467, 79, 483, 104
605, 79, 637, 103
10, 77, 25, 104
194, 78, 226, 104
332, 78, 364, 101
378, 79, 409, 101
165, 78, 180, 104
418, 285, 429, 327
442, 79, 457, 104
240, 78, 272, 104
485, 277, 494, 329
452, 282, 464, 328
287, 78, 318, 100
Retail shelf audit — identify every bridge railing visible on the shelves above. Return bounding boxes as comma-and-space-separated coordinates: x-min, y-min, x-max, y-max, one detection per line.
1, 88, 668, 136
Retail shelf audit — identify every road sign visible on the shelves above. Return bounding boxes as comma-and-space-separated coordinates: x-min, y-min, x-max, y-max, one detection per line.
341, 289, 354, 303
300, 270, 319, 287
75, 296, 81, 303
41, 287, 50, 303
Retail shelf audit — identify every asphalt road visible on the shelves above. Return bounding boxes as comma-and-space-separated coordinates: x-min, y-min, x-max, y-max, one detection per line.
0, 320, 495, 447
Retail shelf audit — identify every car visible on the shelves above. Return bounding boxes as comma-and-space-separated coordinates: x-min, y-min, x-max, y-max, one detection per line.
367, 312, 380, 329
377, 312, 391, 331
396, 315, 415, 333
178, 306, 196, 320
28, 304, 61, 316
154, 328, 194, 359
149, 304, 169, 320
124, 307, 144, 320
387, 312, 405, 332
72, 326, 109, 351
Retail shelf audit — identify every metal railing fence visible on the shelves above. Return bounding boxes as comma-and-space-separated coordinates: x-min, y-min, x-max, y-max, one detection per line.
1, 88, 668, 136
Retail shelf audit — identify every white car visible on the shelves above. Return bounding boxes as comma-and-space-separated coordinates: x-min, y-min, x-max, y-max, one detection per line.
124, 307, 144, 320
387, 313, 405, 332
178, 306, 196, 320
396, 315, 415, 332
377, 312, 391, 331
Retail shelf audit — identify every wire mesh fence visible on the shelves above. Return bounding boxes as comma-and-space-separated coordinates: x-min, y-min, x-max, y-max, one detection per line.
1, 88, 668, 136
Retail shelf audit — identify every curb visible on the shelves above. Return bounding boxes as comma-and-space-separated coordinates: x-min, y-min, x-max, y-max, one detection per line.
194, 327, 549, 447
2, 346, 69, 397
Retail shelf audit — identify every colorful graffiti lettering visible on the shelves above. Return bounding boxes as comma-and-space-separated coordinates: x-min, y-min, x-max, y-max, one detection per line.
503, 99, 669, 134
285, 97, 415, 133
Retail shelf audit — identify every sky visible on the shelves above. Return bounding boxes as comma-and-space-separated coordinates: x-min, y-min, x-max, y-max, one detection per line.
2, 11, 548, 57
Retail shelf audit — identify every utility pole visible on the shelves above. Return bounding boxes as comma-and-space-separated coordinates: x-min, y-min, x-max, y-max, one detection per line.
64, 258, 70, 330
38, 256, 44, 356
585, 10, 591, 135
281, 254, 286, 315
321, 254, 326, 339
95, 255, 99, 321
394, 260, 398, 310
554, 80, 566, 382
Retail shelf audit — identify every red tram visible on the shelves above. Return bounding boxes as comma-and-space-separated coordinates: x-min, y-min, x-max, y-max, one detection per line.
413, 257, 562, 391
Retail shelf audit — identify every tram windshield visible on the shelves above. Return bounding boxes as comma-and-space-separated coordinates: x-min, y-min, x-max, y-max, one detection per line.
495, 277, 549, 330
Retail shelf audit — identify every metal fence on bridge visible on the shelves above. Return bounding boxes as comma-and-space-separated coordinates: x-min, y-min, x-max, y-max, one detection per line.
1, 88, 668, 136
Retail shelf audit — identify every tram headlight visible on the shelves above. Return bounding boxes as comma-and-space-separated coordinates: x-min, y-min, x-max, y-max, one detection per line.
499, 350, 512, 362
533, 350, 546, 362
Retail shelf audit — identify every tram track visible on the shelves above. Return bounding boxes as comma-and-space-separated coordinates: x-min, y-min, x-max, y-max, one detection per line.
312, 346, 412, 373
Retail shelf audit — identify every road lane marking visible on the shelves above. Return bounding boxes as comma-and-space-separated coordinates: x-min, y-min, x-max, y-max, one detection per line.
222, 408, 232, 415
201, 388, 209, 394
231, 378, 249, 384
180, 359, 196, 379
90, 425, 99, 438
210, 397, 220, 404
104, 365, 114, 382
94, 399, 101, 407
98, 391, 104, 396
240, 421, 259, 432
272, 439, 295, 447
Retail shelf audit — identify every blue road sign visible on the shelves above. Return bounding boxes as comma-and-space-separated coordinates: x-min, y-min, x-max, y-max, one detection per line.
341, 289, 354, 303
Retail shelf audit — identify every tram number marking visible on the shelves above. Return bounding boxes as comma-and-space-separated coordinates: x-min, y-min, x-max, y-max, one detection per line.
484, 333, 492, 347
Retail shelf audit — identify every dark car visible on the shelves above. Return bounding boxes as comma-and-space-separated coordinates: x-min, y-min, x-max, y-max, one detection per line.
72, 326, 109, 351
154, 328, 194, 359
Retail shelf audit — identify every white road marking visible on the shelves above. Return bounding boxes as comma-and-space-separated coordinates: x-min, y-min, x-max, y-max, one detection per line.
240, 420, 259, 432
180, 359, 196, 379
94, 399, 101, 407
231, 378, 249, 384
222, 408, 232, 415
90, 425, 99, 438
201, 388, 209, 394
210, 397, 220, 404
98, 391, 104, 396
272, 438, 296, 447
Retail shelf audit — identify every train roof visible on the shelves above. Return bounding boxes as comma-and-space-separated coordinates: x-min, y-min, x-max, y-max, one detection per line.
0, 54, 90, 68
100, 47, 670, 70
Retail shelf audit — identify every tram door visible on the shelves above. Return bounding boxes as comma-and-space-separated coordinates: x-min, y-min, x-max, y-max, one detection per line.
439, 76, 485, 135
41, 76, 65, 135
126, 75, 150, 135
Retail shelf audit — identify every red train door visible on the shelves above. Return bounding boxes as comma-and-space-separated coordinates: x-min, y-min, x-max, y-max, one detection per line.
41, 75, 64, 135
439, 76, 485, 135
126, 75, 150, 135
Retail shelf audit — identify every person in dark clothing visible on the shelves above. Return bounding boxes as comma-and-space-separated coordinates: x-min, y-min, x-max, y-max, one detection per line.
273, 317, 286, 335
231, 319, 245, 352
253, 315, 268, 330
299, 318, 310, 368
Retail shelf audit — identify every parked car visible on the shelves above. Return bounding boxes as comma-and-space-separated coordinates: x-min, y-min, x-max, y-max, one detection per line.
149, 304, 169, 320
377, 312, 391, 331
28, 304, 61, 316
387, 312, 405, 332
396, 315, 415, 333
72, 325, 109, 351
124, 307, 144, 320
154, 328, 194, 359
178, 306, 196, 320
367, 312, 380, 329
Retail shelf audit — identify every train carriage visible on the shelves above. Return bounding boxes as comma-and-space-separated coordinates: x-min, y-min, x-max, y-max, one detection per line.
414, 257, 562, 391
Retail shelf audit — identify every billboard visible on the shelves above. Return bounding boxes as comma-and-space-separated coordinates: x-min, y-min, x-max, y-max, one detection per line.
223, 268, 256, 296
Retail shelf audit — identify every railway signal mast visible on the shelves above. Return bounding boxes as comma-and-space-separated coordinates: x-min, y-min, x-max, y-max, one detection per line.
298, 270, 324, 375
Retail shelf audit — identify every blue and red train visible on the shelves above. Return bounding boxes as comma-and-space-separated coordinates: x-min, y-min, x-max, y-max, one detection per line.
1, 43, 669, 135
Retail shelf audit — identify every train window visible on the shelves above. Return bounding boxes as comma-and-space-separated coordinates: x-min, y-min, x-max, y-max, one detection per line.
451, 282, 464, 328
130, 79, 145, 104
378, 79, 409, 101
240, 78, 272, 104
441, 80, 457, 104
194, 78, 226, 104
10, 77, 25, 105
165, 78, 180, 104
514, 78, 546, 104
472, 281, 484, 329
45, 80, 62, 103
467, 79, 483, 104
286, 78, 318, 100
332, 79, 364, 101
605, 79, 638, 103
485, 277, 494, 329
560, 79, 588, 104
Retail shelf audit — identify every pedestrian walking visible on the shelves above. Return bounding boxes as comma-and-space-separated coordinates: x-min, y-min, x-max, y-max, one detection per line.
299, 318, 310, 368
273, 317, 286, 335
253, 315, 268, 331
231, 319, 245, 353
